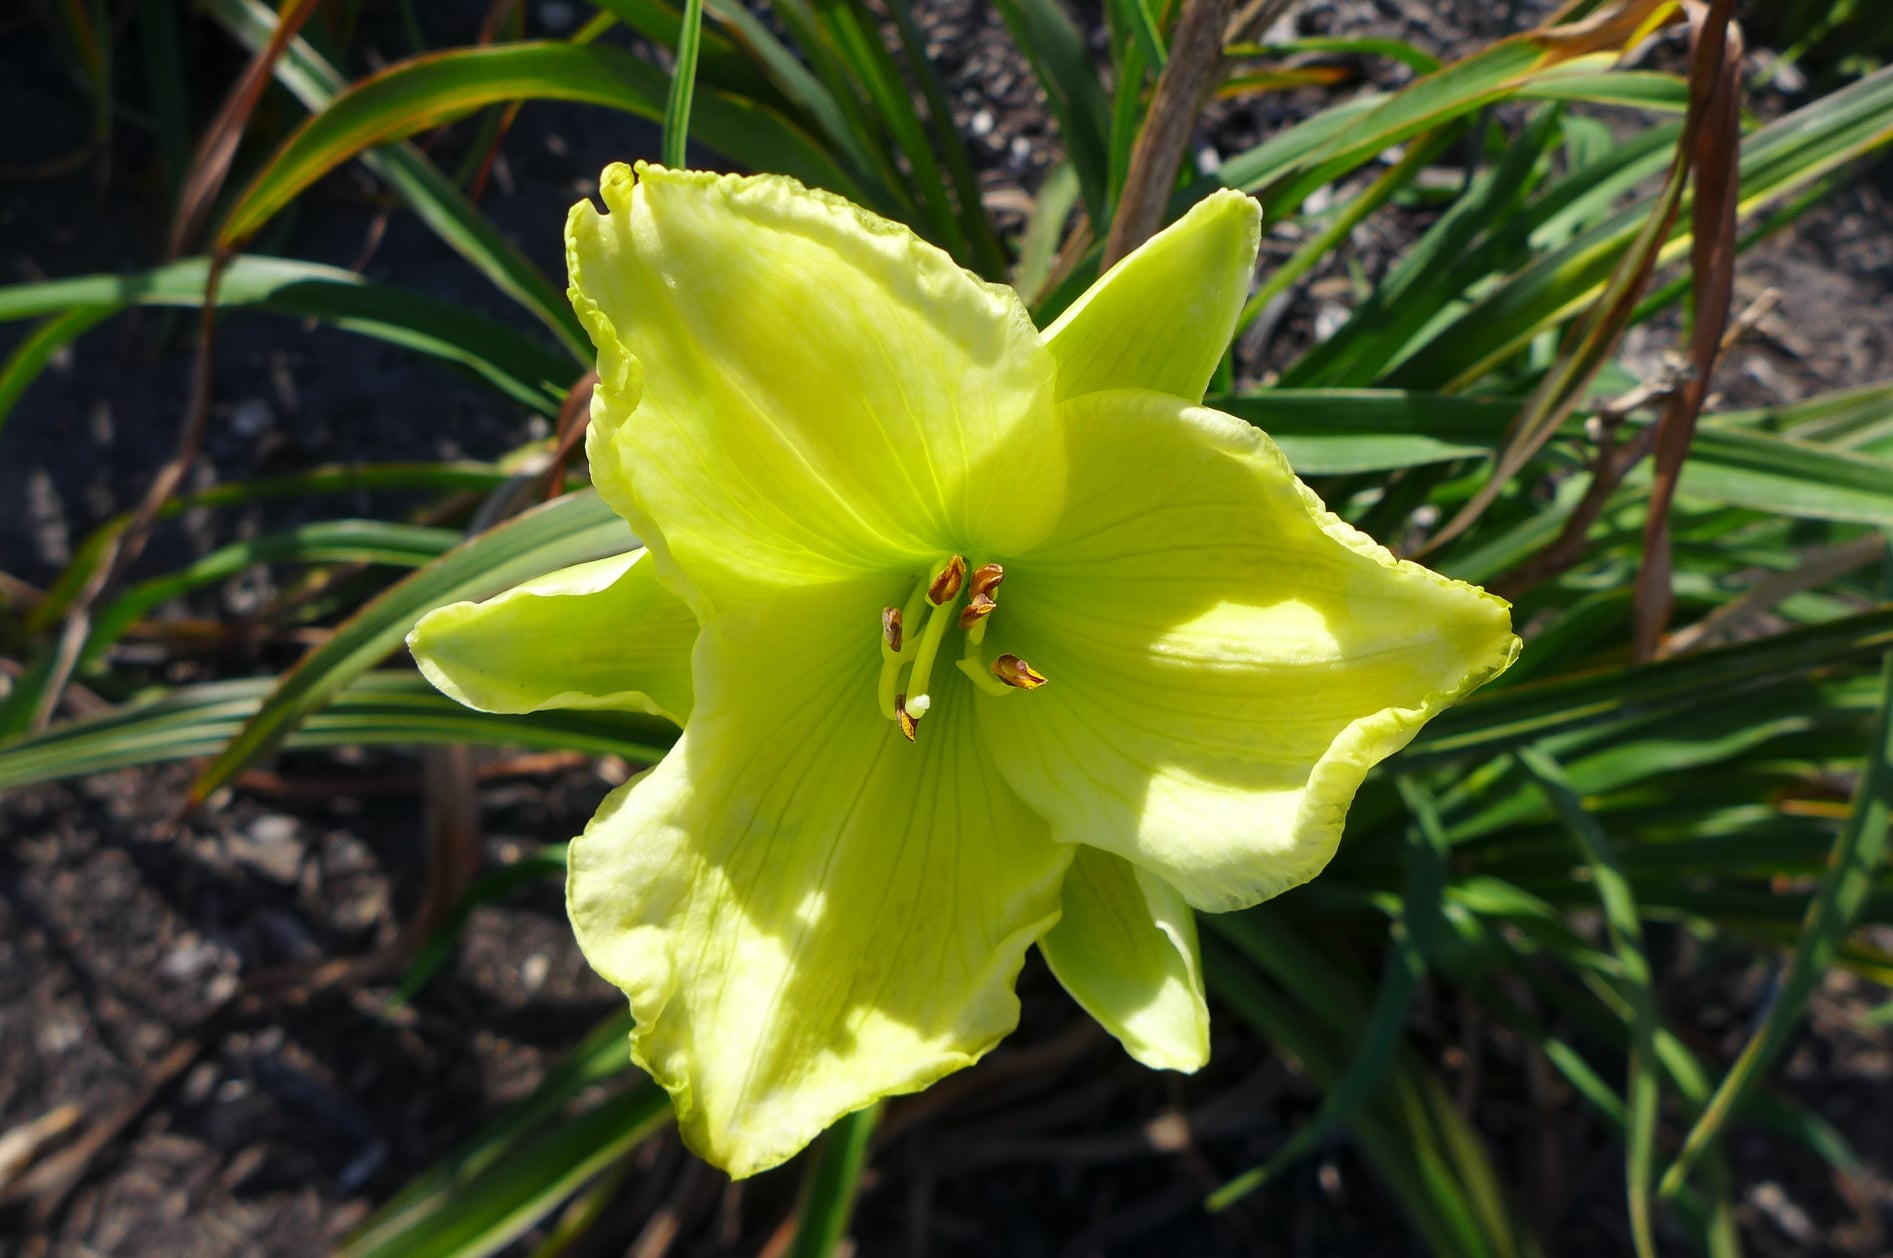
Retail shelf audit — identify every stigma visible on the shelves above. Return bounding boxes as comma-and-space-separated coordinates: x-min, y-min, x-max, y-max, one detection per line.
877, 554, 1046, 741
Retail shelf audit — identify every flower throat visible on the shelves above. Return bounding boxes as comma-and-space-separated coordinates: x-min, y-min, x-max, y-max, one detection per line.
879, 555, 1047, 742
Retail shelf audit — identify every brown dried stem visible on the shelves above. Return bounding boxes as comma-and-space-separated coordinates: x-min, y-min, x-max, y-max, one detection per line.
1631, 0, 1744, 659
1492, 287, 1780, 603
1101, 0, 1237, 270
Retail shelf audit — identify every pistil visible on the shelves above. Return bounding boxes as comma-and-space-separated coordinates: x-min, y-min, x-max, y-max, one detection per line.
902, 556, 965, 723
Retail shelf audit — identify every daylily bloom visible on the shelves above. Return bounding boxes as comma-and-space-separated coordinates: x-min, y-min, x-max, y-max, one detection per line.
408, 164, 1519, 1178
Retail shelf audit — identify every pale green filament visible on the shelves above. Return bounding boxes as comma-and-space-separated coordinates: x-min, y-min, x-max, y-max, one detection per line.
956, 654, 1016, 696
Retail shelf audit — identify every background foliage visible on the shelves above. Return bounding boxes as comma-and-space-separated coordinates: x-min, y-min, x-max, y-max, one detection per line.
4, 0, 1893, 1253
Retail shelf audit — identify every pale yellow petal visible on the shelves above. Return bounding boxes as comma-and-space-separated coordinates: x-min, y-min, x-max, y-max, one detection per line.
567, 163, 1065, 615
408, 550, 696, 724
1041, 848, 1208, 1071
979, 389, 1518, 911
568, 574, 1071, 1177
1044, 189, 1259, 404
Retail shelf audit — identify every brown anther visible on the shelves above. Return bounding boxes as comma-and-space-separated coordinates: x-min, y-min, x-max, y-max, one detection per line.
991, 654, 1048, 690
969, 562, 1004, 600
881, 606, 903, 653
928, 555, 966, 605
959, 562, 1004, 629
895, 693, 919, 742
959, 595, 996, 630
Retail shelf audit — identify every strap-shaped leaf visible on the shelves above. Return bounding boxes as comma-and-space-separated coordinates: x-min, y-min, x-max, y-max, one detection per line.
218, 42, 863, 247
0, 673, 677, 791
187, 490, 638, 803
0, 257, 579, 415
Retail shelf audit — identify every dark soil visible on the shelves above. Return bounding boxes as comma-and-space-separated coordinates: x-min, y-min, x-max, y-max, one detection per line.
3, 1, 1893, 1255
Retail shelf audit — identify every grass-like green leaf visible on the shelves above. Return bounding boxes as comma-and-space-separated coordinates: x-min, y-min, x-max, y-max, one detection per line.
1234, 126, 1465, 334
990, 0, 1112, 223
807, 0, 968, 262
1223, 35, 1441, 76
697, 0, 879, 186
1015, 162, 1079, 305
1279, 106, 1566, 389
1514, 68, 1692, 111
1218, 388, 1893, 526
1212, 389, 1514, 472
1220, 2, 1672, 212
201, 0, 585, 353
1514, 746, 1661, 1258
1207, 777, 1449, 1210
883, 0, 1009, 276
1414, 606, 1893, 761
1392, 62, 1893, 390
788, 1105, 880, 1258
0, 673, 677, 791
1668, 427, 1893, 526
219, 42, 863, 247
1205, 919, 1542, 1258
24, 462, 522, 638
340, 1024, 668, 1258
585, 0, 761, 95
392, 844, 571, 1007
1657, 622, 1893, 1199
0, 257, 579, 415
662, 0, 706, 167
1108, 0, 1165, 70
186, 490, 636, 803
0, 306, 114, 438
92, 520, 459, 660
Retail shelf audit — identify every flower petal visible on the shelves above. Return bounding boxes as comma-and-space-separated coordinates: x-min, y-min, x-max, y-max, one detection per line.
1043, 190, 1260, 404
1040, 848, 1208, 1071
407, 550, 696, 723
979, 389, 1519, 912
568, 163, 1064, 614
567, 576, 1072, 1177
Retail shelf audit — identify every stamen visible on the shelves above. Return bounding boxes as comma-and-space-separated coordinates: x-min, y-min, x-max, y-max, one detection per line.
883, 557, 1037, 734
880, 577, 931, 720
960, 563, 1004, 640
992, 654, 1048, 690
928, 554, 966, 605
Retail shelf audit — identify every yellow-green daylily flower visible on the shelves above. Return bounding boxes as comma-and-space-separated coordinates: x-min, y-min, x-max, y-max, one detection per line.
408, 163, 1519, 1179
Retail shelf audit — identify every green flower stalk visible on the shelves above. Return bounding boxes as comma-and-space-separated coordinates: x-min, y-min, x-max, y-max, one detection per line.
409, 163, 1519, 1178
